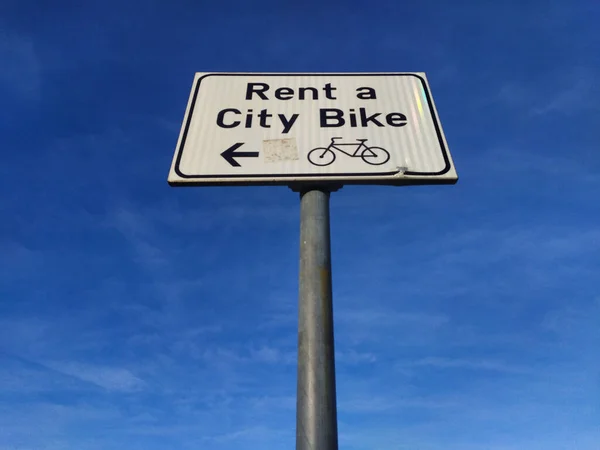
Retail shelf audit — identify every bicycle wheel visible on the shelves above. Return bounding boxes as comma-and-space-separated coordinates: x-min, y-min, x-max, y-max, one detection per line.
308, 148, 336, 166
361, 146, 390, 165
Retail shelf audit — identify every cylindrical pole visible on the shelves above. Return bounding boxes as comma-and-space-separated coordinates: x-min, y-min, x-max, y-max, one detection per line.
296, 188, 338, 450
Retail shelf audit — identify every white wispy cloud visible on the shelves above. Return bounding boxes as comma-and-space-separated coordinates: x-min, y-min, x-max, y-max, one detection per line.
257, 310, 296, 330
107, 206, 169, 271
0, 317, 50, 355
338, 395, 398, 414
198, 424, 292, 449
247, 395, 296, 411
334, 307, 450, 346
0, 312, 130, 361
0, 242, 44, 282
116, 193, 297, 237
250, 345, 295, 364
397, 356, 531, 374
339, 394, 454, 414
0, 401, 124, 450
0, 29, 41, 101
0, 358, 78, 394
335, 349, 377, 364
529, 70, 598, 116
338, 423, 600, 450
427, 225, 600, 282
207, 425, 286, 443
336, 309, 448, 328
201, 344, 295, 366
43, 361, 144, 392
492, 68, 599, 118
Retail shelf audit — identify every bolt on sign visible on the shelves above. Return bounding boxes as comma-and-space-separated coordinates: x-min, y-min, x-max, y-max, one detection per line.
168, 73, 457, 186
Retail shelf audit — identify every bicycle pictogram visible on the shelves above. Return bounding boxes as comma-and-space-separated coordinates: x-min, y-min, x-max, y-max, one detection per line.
307, 137, 390, 167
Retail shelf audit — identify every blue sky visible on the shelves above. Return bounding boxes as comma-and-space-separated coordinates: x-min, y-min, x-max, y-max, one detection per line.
1, 0, 599, 449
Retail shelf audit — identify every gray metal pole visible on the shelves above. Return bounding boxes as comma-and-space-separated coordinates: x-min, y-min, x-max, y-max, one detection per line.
296, 188, 338, 450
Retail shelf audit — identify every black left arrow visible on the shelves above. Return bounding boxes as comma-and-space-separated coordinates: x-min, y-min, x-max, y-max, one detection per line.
221, 142, 259, 167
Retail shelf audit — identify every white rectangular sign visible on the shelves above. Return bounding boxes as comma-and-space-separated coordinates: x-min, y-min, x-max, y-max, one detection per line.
168, 73, 457, 186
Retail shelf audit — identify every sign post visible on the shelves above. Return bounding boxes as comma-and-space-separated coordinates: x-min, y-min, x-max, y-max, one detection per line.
296, 187, 338, 450
168, 72, 457, 450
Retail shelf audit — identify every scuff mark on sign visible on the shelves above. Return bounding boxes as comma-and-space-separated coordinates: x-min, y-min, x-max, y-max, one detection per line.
263, 138, 299, 163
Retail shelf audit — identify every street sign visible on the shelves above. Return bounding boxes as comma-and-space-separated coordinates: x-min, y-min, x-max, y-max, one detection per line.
168, 73, 457, 186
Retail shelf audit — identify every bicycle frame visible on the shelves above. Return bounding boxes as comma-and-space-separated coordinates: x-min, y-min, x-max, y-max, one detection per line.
307, 137, 390, 167
326, 138, 368, 157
